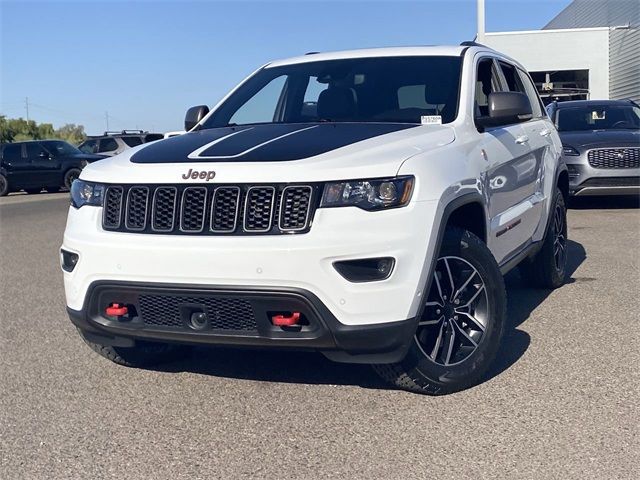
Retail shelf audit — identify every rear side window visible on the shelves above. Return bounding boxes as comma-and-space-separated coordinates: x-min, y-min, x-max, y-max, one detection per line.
2, 144, 23, 162
517, 69, 544, 118
143, 134, 164, 143
98, 138, 118, 153
122, 136, 143, 147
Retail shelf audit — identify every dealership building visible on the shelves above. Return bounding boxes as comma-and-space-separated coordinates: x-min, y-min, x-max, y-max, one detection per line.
482, 0, 639, 104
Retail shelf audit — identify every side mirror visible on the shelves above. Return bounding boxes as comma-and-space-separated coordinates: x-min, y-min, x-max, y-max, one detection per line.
184, 105, 210, 132
476, 92, 532, 129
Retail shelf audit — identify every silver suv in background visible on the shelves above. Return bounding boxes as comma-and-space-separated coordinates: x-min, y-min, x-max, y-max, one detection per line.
78, 130, 164, 157
546, 99, 640, 196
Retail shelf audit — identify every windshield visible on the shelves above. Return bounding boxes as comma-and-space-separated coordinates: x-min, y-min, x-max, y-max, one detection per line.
556, 104, 640, 132
201, 56, 462, 128
41, 140, 81, 156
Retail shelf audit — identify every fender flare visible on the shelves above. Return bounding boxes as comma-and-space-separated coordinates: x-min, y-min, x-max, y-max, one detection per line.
412, 192, 486, 323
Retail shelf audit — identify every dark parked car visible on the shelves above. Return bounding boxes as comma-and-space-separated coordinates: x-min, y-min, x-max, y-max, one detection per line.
0, 140, 105, 196
78, 130, 164, 157
546, 99, 640, 196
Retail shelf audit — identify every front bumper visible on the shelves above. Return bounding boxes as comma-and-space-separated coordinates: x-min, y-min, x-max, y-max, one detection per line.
565, 155, 640, 196
67, 281, 417, 363
62, 198, 438, 328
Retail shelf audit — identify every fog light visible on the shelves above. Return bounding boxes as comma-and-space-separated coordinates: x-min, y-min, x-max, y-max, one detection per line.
334, 257, 395, 282
61, 249, 79, 272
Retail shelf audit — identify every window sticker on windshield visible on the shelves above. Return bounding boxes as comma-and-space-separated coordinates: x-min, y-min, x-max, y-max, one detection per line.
592, 110, 606, 120
421, 115, 442, 125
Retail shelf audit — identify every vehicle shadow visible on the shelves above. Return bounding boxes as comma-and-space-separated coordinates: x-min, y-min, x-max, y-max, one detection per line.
568, 195, 639, 210
155, 239, 587, 392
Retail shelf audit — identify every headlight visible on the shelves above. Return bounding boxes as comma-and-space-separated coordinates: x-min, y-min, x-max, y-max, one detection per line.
70, 179, 105, 208
320, 176, 414, 211
562, 145, 580, 156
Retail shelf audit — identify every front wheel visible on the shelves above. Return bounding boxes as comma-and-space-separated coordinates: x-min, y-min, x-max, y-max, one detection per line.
77, 329, 189, 368
373, 228, 506, 395
0, 174, 8, 196
64, 169, 81, 190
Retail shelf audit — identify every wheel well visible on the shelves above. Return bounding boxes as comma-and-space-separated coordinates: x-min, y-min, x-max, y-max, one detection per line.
446, 201, 486, 243
557, 170, 569, 201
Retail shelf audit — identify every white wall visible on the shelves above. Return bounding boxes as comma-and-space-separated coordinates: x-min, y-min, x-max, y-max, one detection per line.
483, 28, 610, 100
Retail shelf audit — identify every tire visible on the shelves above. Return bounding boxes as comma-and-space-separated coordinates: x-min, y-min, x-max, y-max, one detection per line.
373, 228, 506, 395
77, 329, 189, 368
0, 174, 8, 196
519, 188, 568, 289
64, 169, 81, 190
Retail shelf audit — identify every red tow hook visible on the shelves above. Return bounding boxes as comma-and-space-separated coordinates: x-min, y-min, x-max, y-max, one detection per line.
272, 312, 301, 327
105, 303, 128, 317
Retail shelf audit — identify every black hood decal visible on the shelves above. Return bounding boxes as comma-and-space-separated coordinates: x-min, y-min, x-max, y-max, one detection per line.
130, 123, 418, 163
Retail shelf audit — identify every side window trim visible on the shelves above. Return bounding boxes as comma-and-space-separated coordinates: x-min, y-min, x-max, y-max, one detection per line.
517, 67, 546, 119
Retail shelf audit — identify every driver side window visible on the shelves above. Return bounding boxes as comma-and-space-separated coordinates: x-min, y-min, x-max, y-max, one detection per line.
475, 58, 501, 118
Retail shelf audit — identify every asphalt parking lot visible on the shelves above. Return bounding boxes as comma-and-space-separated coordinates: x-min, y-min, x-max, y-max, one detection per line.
0, 192, 638, 479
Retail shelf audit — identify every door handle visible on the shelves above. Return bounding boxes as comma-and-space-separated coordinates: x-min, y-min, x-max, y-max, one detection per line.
540, 128, 552, 137
515, 135, 529, 145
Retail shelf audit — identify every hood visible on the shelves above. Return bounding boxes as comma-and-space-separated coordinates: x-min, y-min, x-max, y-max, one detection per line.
559, 129, 640, 149
80, 122, 455, 184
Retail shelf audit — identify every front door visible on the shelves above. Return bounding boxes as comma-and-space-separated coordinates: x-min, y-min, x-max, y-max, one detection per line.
26, 142, 60, 187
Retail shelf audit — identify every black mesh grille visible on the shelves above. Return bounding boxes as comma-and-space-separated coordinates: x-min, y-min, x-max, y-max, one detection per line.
280, 186, 313, 231
211, 187, 240, 232
138, 294, 257, 331
102, 184, 316, 235
125, 187, 149, 230
588, 148, 639, 169
180, 187, 207, 232
580, 177, 640, 187
152, 187, 177, 231
103, 187, 123, 228
244, 187, 275, 231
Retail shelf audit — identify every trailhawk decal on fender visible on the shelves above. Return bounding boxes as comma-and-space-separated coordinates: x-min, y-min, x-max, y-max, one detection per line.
129, 123, 418, 163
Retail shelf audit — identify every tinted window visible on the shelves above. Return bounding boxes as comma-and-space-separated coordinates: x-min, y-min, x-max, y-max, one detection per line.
26, 142, 48, 160
98, 138, 118, 152
203, 56, 463, 127
143, 134, 164, 143
2, 144, 23, 162
40, 140, 81, 156
557, 105, 640, 131
79, 140, 97, 154
498, 62, 526, 94
517, 69, 543, 118
122, 136, 143, 147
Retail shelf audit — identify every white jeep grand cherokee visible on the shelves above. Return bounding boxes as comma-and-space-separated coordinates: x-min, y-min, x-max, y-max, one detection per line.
62, 44, 568, 395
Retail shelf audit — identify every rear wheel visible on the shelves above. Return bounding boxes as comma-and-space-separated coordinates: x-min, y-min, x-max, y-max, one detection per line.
64, 169, 81, 190
0, 174, 8, 196
373, 228, 506, 395
519, 188, 568, 289
77, 329, 189, 368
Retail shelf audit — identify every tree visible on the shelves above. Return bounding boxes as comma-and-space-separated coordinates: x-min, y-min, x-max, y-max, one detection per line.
0, 116, 86, 144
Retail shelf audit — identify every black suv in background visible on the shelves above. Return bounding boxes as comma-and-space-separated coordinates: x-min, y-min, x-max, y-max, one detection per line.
0, 140, 105, 196
78, 130, 164, 157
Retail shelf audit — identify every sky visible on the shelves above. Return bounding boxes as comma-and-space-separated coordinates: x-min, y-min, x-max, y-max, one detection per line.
1, 0, 571, 135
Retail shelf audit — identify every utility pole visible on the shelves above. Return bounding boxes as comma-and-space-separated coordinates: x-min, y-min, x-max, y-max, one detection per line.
25, 97, 30, 122
477, 0, 485, 43
105, 111, 110, 131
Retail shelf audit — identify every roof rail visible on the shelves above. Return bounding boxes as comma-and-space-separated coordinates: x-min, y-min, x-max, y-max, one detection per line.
103, 130, 146, 136
460, 40, 492, 49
